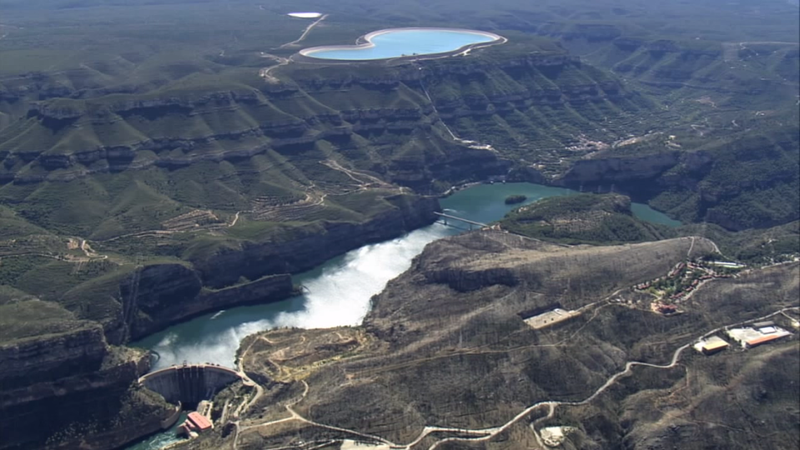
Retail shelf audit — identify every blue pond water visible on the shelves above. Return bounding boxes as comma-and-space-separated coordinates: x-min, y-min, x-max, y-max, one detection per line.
303, 28, 498, 60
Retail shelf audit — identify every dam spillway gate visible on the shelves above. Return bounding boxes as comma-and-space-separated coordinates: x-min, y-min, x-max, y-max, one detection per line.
139, 364, 245, 407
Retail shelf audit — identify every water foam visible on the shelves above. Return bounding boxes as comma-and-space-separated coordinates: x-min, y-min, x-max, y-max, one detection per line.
147, 224, 452, 369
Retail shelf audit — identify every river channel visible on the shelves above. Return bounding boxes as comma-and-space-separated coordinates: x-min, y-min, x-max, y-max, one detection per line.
129, 183, 678, 449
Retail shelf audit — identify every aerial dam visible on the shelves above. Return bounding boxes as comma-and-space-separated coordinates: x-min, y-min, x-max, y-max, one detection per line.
139, 364, 248, 407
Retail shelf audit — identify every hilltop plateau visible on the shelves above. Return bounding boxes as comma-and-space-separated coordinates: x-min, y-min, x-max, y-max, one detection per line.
498, 193, 800, 263
499, 193, 668, 244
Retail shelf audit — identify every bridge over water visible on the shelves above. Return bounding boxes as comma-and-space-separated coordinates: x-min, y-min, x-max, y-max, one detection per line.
139, 364, 251, 407
434, 212, 488, 230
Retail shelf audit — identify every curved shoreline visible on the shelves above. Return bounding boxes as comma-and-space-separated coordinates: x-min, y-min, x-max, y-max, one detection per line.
298, 27, 506, 62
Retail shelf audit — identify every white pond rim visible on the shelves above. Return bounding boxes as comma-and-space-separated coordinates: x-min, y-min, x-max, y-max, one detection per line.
288, 12, 323, 19
299, 27, 506, 60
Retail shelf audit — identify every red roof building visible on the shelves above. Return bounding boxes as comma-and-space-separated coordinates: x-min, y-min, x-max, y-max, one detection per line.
745, 334, 786, 348
186, 412, 212, 432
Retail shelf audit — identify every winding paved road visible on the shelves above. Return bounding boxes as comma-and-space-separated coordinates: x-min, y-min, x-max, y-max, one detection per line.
425, 305, 799, 450
240, 305, 798, 450
281, 14, 329, 48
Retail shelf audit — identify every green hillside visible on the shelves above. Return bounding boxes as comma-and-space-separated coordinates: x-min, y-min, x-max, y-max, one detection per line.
500, 193, 668, 244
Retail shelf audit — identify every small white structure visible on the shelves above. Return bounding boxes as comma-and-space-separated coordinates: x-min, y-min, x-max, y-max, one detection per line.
540, 426, 577, 447
524, 309, 580, 330
288, 12, 322, 18
708, 261, 746, 269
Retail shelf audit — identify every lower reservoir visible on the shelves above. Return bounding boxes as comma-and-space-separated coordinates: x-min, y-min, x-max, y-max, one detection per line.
125, 412, 187, 450
128, 183, 678, 449
134, 183, 678, 371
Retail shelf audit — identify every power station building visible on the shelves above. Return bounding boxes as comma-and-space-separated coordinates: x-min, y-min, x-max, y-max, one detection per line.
179, 412, 213, 437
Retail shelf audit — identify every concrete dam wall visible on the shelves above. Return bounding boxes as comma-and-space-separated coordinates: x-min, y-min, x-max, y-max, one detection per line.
140, 364, 243, 406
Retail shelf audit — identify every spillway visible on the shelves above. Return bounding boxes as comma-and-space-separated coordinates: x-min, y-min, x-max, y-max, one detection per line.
139, 364, 243, 407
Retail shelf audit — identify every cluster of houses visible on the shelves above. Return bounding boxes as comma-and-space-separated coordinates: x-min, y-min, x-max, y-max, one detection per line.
636, 260, 740, 308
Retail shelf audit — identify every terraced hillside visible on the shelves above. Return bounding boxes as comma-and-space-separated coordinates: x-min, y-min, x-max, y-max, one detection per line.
0, 1, 798, 449
0, 32, 652, 343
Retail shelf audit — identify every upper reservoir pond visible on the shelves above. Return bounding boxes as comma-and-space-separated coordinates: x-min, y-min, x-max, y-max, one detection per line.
301, 28, 501, 60
135, 183, 678, 372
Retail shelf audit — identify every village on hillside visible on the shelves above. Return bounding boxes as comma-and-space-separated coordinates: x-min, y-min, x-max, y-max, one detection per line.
635, 260, 745, 315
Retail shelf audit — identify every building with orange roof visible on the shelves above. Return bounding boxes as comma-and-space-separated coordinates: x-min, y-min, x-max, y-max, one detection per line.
693, 336, 730, 355
187, 412, 212, 431
179, 411, 213, 437
745, 333, 788, 348
726, 326, 791, 349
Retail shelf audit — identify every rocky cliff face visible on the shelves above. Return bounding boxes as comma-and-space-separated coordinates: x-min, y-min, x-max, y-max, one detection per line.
1, 356, 173, 450
90, 264, 293, 345
0, 301, 173, 450
0, 324, 107, 390
0, 63, 512, 190
128, 271, 293, 341
558, 151, 682, 186
69, 194, 439, 344
556, 125, 799, 230
397, 232, 716, 311
195, 194, 440, 288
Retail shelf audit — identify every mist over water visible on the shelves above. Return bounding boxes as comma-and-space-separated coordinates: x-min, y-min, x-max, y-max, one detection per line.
136, 182, 678, 371
142, 223, 455, 370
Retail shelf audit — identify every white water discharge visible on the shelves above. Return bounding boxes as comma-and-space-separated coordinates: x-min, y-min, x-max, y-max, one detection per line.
138, 183, 680, 370
147, 224, 452, 369
130, 182, 686, 449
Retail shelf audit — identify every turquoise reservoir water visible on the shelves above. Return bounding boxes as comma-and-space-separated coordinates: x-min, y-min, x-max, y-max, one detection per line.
125, 412, 187, 450
133, 183, 678, 372
630, 202, 682, 227
129, 183, 678, 449
302, 28, 498, 60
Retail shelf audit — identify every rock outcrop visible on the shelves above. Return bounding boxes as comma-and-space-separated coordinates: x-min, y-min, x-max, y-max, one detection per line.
0, 324, 107, 390
0, 301, 173, 450
59, 193, 440, 344
232, 233, 754, 449
558, 151, 682, 186
128, 271, 293, 341
194, 194, 441, 288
